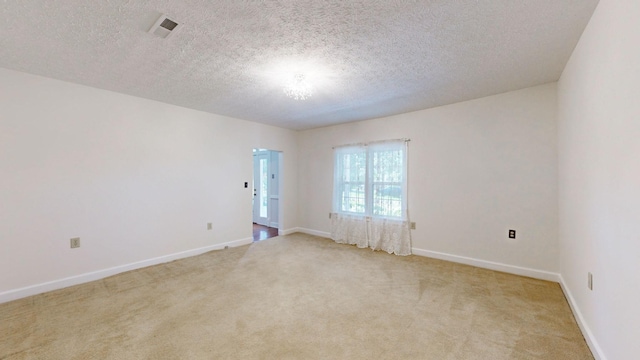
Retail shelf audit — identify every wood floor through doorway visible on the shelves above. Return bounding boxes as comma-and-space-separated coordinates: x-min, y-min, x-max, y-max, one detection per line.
252, 223, 278, 242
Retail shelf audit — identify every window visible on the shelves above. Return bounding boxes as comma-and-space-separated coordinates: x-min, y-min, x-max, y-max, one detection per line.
333, 140, 407, 219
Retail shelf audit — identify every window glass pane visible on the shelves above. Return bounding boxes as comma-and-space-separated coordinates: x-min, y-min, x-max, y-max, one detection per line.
259, 158, 268, 218
336, 149, 366, 214
333, 141, 406, 219
342, 153, 366, 182
341, 183, 365, 213
371, 146, 404, 218
372, 149, 402, 182
372, 184, 402, 217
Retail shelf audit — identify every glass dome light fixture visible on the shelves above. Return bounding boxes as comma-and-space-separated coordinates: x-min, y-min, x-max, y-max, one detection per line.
283, 73, 313, 100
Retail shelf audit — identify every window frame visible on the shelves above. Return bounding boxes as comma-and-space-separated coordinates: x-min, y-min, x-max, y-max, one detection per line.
333, 146, 367, 216
333, 140, 408, 220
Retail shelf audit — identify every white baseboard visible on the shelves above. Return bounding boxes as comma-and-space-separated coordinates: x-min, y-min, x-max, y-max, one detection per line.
0, 237, 253, 304
279, 227, 330, 238
4, 230, 603, 360
296, 228, 331, 238
411, 247, 561, 282
283, 228, 559, 282
412, 247, 604, 359
279, 227, 299, 236
558, 275, 607, 360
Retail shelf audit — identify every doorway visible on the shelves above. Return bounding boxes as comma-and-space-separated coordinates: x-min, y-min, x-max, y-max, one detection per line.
252, 149, 281, 241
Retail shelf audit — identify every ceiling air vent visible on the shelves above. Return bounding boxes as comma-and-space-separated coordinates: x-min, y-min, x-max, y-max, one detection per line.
149, 14, 180, 39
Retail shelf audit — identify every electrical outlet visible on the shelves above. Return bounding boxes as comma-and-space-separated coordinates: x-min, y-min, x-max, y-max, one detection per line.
588, 272, 593, 290
70, 237, 80, 249
410, 222, 416, 230
207, 223, 213, 230
508, 229, 516, 239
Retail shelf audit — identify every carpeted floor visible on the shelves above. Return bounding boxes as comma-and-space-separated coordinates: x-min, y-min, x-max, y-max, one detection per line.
1, 233, 593, 359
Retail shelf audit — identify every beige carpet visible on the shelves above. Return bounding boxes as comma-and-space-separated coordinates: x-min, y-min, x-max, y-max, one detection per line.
1, 233, 593, 359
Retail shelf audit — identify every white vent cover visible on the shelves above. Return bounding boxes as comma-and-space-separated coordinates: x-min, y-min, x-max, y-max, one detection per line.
149, 14, 180, 39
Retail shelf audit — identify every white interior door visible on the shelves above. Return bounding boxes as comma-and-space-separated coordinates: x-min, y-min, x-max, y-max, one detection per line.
253, 152, 269, 226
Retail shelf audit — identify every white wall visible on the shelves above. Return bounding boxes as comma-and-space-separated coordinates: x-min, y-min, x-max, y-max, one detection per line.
0, 68, 298, 301
298, 83, 559, 275
557, 0, 640, 358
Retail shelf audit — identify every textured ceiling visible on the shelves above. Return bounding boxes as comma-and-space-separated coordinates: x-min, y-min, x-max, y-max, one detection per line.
0, 1, 599, 130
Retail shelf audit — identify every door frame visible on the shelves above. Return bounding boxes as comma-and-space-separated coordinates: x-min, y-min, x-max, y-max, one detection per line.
252, 150, 269, 226
252, 149, 283, 233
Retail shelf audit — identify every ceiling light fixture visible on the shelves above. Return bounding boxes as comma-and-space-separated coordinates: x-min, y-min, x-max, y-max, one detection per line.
283, 74, 313, 100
